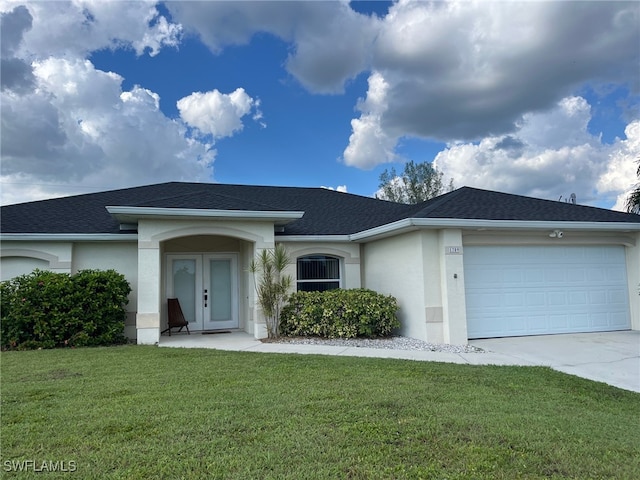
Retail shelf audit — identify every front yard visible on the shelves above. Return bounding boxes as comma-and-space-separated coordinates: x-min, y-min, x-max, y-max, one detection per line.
1, 346, 639, 479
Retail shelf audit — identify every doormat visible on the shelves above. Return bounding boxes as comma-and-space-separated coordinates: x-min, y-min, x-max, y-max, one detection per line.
201, 330, 232, 335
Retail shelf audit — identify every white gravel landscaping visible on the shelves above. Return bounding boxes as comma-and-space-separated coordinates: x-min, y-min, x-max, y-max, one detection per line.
268, 336, 484, 354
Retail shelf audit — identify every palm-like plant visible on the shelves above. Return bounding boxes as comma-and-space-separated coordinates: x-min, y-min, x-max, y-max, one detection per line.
626, 160, 640, 214
249, 244, 292, 338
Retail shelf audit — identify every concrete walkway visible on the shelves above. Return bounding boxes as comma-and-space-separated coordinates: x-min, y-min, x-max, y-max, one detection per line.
159, 330, 640, 393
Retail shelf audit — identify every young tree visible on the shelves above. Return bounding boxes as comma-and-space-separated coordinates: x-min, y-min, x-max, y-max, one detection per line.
625, 159, 640, 214
249, 244, 292, 339
377, 160, 454, 204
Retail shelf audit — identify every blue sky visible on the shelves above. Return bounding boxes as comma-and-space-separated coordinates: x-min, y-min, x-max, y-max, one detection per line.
1, 1, 638, 209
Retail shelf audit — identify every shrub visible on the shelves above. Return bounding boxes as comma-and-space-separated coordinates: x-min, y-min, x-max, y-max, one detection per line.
249, 244, 292, 339
0, 269, 131, 350
280, 289, 399, 339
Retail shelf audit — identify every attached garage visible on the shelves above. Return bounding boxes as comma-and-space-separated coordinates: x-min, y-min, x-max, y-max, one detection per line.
464, 245, 631, 339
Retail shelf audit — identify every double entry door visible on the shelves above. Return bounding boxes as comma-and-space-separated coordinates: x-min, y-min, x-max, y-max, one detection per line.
166, 254, 239, 331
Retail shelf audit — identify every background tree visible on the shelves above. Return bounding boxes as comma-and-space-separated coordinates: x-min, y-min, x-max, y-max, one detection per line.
377, 160, 454, 204
625, 158, 640, 214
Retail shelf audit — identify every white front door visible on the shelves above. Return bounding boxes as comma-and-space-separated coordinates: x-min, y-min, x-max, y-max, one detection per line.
166, 254, 239, 331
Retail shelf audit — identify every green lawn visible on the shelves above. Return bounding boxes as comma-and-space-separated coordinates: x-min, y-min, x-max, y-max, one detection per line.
1, 346, 639, 479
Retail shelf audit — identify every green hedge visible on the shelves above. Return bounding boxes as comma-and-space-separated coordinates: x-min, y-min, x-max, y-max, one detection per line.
0, 269, 131, 350
280, 288, 399, 339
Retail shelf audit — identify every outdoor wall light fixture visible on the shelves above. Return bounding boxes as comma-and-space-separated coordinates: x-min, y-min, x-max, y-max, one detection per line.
549, 229, 564, 238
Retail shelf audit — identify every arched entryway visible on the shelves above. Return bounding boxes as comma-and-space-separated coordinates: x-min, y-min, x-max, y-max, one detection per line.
162, 235, 251, 333
135, 218, 277, 344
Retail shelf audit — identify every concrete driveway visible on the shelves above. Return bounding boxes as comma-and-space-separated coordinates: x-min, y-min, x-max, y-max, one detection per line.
470, 331, 640, 393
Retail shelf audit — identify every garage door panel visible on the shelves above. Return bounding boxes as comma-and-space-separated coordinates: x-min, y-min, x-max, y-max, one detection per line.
569, 313, 590, 329
524, 268, 544, 283
567, 268, 586, 282
544, 269, 567, 283
549, 314, 569, 329
548, 291, 566, 306
607, 266, 627, 282
466, 268, 499, 284
505, 292, 524, 307
586, 267, 606, 282
610, 289, 628, 304
589, 290, 607, 305
569, 291, 587, 305
527, 315, 549, 332
466, 292, 502, 308
503, 269, 524, 283
526, 292, 546, 306
592, 313, 610, 328
611, 312, 631, 328
465, 245, 631, 339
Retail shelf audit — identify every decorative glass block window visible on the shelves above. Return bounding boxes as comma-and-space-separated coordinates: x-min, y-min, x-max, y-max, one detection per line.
297, 255, 341, 292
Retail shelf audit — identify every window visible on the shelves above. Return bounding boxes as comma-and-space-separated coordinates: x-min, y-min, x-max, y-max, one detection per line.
297, 255, 341, 292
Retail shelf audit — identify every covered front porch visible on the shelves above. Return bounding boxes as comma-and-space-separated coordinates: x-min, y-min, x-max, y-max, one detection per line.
162, 234, 253, 336
126, 210, 302, 345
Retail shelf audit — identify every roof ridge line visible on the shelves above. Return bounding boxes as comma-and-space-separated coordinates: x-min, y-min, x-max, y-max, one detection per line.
409, 188, 466, 218
128, 188, 285, 211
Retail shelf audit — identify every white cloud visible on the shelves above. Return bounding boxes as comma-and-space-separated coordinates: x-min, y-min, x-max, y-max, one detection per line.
371, 0, 638, 140
342, 72, 398, 168
5, 0, 181, 58
433, 97, 640, 209
284, 3, 378, 94
1, 57, 214, 204
177, 88, 259, 139
171, 0, 638, 142
167, 0, 378, 94
0, 2, 262, 205
1, 5, 35, 93
598, 122, 640, 211
333, 1, 638, 208
321, 185, 348, 193
162, 0, 640, 199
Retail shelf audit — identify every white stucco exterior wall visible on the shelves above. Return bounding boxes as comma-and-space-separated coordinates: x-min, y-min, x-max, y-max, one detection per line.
419, 231, 445, 343
438, 229, 468, 344
362, 231, 430, 341
625, 232, 640, 330
0, 242, 73, 280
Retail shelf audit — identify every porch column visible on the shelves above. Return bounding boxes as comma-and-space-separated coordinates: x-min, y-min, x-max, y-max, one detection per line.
136, 226, 161, 344
438, 229, 468, 344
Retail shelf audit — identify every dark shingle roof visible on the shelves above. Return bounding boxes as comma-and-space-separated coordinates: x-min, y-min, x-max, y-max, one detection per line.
0, 182, 411, 235
408, 187, 640, 223
1, 183, 637, 236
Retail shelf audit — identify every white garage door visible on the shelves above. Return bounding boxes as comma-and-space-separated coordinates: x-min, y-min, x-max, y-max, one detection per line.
464, 245, 631, 339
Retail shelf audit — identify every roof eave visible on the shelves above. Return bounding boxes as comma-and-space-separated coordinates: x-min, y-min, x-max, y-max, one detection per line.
275, 235, 352, 242
105, 206, 305, 226
350, 218, 640, 241
0, 233, 139, 242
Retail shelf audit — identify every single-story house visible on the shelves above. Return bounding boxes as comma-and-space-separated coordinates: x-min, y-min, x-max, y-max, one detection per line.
1, 182, 638, 345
